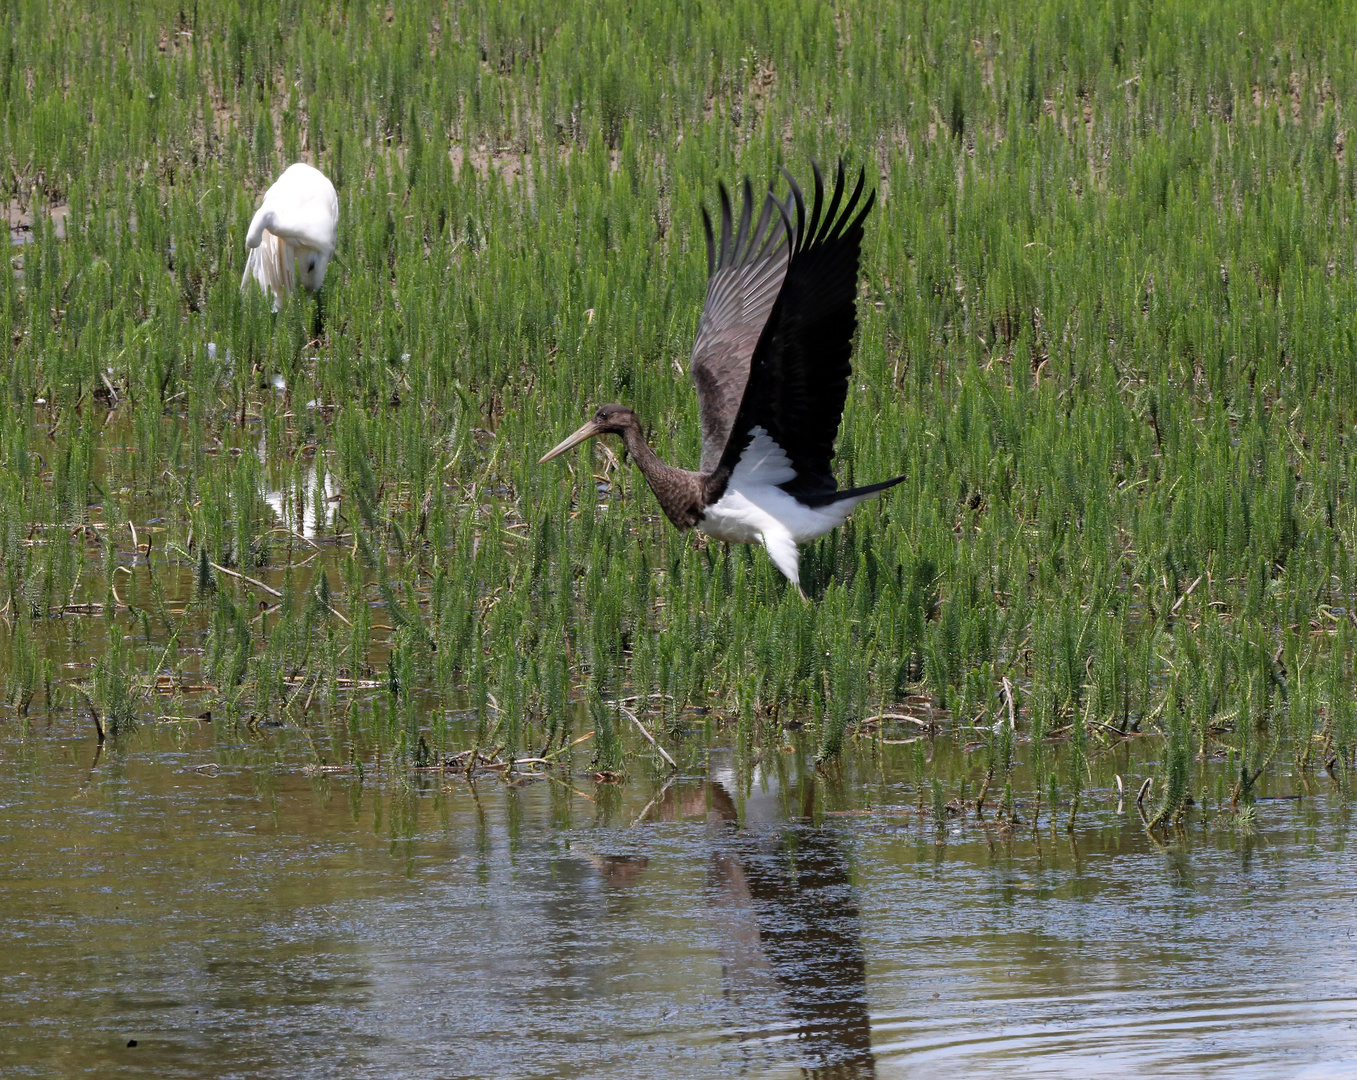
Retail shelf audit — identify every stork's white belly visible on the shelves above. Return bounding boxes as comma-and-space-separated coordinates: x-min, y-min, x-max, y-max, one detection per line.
698, 483, 867, 585
695, 427, 881, 584
698, 484, 844, 545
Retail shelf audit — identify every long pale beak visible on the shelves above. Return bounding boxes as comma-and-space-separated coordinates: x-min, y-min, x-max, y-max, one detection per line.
539, 419, 604, 464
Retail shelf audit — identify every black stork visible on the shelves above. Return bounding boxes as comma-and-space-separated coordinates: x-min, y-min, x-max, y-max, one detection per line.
540, 160, 904, 592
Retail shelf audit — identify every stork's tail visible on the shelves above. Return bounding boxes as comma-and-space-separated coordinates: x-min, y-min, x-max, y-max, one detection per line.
798, 473, 906, 508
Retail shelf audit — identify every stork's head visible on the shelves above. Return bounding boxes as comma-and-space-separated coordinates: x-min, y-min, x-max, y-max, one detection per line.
539, 404, 637, 463
295, 247, 332, 293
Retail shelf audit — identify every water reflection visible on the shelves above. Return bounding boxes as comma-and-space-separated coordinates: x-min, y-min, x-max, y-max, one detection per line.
583, 854, 652, 889
257, 435, 338, 538
622, 759, 876, 1078
2, 724, 1356, 1080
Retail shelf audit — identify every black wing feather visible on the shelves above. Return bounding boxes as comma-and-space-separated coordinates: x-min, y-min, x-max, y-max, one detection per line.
689, 179, 794, 475
714, 159, 877, 502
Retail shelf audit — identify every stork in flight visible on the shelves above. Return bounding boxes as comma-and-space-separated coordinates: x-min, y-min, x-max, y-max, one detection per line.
540, 160, 904, 593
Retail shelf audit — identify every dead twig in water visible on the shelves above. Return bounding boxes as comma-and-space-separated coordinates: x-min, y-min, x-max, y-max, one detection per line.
864, 713, 932, 726
1170, 574, 1203, 616
1136, 776, 1153, 823
110, 565, 133, 608
628, 773, 677, 829
263, 525, 323, 551
543, 730, 595, 761
209, 561, 281, 597
975, 762, 995, 820
546, 774, 597, 803
619, 705, 677, 770
209, 560, 351, 625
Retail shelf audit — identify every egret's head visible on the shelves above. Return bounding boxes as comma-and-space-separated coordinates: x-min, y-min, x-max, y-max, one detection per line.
296, 247, 332, 293
539, 404, 636, 463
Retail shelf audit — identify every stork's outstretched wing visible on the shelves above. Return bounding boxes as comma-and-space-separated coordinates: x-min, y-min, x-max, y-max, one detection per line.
690, 181, 793, 475
719, 161, 876, 502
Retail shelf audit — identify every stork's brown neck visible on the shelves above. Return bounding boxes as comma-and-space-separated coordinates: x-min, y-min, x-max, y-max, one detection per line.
614, 418, 707, 530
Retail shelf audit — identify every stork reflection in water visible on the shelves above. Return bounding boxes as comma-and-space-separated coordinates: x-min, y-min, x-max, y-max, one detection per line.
600, 759, 876, 1077
540, 161, 904, 594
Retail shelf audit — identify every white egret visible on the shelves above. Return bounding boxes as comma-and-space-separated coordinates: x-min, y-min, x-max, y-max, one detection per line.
241, 162, 338, 311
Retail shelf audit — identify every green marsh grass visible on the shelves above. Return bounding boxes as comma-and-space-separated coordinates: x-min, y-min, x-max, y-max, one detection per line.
0, 0, 1355, 810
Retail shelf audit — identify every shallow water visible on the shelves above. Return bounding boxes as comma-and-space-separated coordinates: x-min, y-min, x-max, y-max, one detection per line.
1, 722, 1355, 1079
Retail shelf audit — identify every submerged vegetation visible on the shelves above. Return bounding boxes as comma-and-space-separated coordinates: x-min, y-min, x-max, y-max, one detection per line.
1, 0, 1355, 821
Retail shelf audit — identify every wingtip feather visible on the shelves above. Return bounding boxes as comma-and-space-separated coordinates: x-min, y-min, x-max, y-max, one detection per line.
701, 206, 716, 277
779, 166, 807, 251
717, 182, 734, 267
817, 161, 847, 245
807, 159, 826, 243
751, 182, 787, 262
767, 188, 795, 260
850, 181, 877, 235
731, 179, 755, 263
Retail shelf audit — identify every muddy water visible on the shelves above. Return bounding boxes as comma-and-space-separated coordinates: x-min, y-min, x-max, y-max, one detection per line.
1, 723, 1355, 1079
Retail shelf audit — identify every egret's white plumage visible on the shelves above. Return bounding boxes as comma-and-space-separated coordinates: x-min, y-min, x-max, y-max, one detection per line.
241, 162, 338, 311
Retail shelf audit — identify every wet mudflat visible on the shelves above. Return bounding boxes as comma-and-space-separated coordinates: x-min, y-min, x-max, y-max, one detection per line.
2, 722, 1353, 1080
